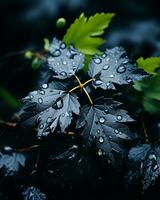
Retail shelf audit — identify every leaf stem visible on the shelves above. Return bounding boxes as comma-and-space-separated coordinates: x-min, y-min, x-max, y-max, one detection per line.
141, 118, 149, 143
16, 144, 40, 152
0, 119, 17, 128
83, 87, 93, 105
69, 85, 81, 93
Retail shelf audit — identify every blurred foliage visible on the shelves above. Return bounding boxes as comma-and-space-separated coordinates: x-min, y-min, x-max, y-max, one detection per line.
137, 57, 160, 74
134, 73, 160, 114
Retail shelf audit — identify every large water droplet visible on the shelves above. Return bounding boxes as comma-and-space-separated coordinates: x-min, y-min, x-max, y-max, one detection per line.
109, 74, 114, 78
39, 90, 45, 95
38, 98, 43, 104
149, 154, 157, 160
117, 66, 126, 73
39, 124, 44, 129
98, 149, 103, 156
117, 115, 122, 121
53, 49, 61, 57
99, 136, 104, 143
42, 83, 48, 89
46, 117, 52, 124
94, 80, 103, 86
60, 42, 66, 49
114, 129, 119, 134
93, 57, 102, 64
60, 71, 67, 77
99, 117, 105, 124
103, 64, 110, 70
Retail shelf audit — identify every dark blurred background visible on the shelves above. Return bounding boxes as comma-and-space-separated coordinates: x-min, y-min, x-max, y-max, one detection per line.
0, 0, 160, 118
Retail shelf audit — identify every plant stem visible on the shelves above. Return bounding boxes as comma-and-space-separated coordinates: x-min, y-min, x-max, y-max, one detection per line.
0, 119, 17, 127
69, 85, 81, 93
82, 87, 93, 105
141, 118, 149, 143
16, 144, 40, 152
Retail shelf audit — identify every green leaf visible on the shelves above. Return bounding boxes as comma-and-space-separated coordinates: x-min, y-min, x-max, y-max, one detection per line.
0, 86, 21, 109
31, 57, 41, 70
136, 57, 160, 74
63, 13, 115, 55
24, 51, 33, 59
44, 38, 50, 51
133, 74, 160, 114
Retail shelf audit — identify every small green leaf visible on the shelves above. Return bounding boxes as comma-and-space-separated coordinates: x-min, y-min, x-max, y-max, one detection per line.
0, 86, 21, 109
44, 38, 50, 51
31, 58, 41, 70
136, 57, 160, 74
56, 18, 66, 28
63, 13, 115, 55
134, 74, 160, 114
24, 51, 33, 59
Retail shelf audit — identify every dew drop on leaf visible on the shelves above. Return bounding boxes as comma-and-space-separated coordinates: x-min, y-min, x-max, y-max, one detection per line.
52, 98, 63, 109
99, 117, 105, 124
60, 42, 66, 49
39, 90, 45, 95
62, 60, 67, 65
117, 115, 122, 121
149, 154, 157, 160
114, 129, 119, 134
42, 83, 48, 89
46, 117, 52, 124
38, 98, 43, 104
94, 80, 103, 86
117, 66, 126, 73
30, 95, 34, 99
98, 149, 103, 156
99, 136, 104, 143
93, 57, 102, 64
102, 53, 107, 58
60, 71, 67, 77
53, 49, 61, 57
103, 64, 110, 70
39, 124, 44, 129
109, 74, 115, 78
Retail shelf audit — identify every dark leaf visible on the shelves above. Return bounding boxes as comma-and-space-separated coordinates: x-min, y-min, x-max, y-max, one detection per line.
76, 98, 134, 168
19, 82, 80, 137
22, 186, 46, 200
126, 144, 160, 190
0, 146, 26, 176
48, 38, 84, 79
88, 47, 147, 90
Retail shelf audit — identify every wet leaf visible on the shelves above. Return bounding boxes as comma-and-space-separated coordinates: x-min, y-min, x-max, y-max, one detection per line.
23, 186, 46, 200
126, 144, 160, 190
88, 47, 147, 90
48, 38, 84, 79
0, 146, 26, 176
19, 82, 80, 137
76, 98, 135, 168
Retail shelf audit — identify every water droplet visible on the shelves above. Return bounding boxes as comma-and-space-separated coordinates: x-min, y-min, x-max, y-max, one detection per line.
97, 129, 100, 134
98, 149, 103, 156
103, 64, 110, 70
106, 57, 110, 62
30, 95, 34, 99
39, 90, 45, 95
42, 83, 48, 89
4, 146, 12, 152
117, 66, 126, 73
99, 136, 104, 143
63, 60, 67, 65
117, 115, 122, 121
60, 42, 66, 49
99, 117, 105, 124
153, 164, 158, 171
149, 154, 157, 160
114, 129, 119, 134
39, 124, 44, 129
53, 49, 61, 57
109, 74, 114, 78
109, 136, 112, 139
102, 53, 107, 58
106, 82, 110, 86
62, 113, 65, 117
108, 159, 111, 164
38, 98, 43, 104
46, 117, 52, 124
126, 77, 132, 83
104, 109, 109, 114
94, 80, 103, 86
73, 66, 77, 71
60, 71, 67, 77
123, 60, 128, 64
93, 57, 102, 64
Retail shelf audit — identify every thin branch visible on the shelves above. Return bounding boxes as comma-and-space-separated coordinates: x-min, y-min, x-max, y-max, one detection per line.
69, 85, 81, 93
83, 87, 93, 105
0, 119, 17, 128
141, 118, 149, 143
16, 145, 40, 152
